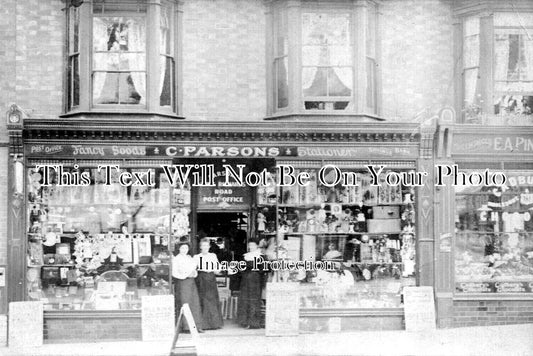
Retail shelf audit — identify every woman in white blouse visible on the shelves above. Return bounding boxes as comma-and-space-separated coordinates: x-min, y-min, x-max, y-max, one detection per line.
172, 242, 203, 332
193, 239, 224, 329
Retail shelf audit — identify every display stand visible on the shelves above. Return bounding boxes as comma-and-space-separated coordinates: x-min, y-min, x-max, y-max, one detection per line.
169, 303, 199, 356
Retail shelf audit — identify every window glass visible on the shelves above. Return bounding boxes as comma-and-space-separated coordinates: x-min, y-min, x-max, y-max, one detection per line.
26, 165, 190, 310
492, 13, 533, 124
68, 7, 80, 110
92, 16, 147, 105
302, 13, 353, 111
274, 6, 289, 110
269, 168, 416, 308
159, 3, 175, 109
455, 172, 533, 293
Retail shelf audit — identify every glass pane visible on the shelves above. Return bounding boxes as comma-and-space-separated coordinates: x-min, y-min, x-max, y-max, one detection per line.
275, 7, 288, 56
93, 53, 120, 71
455, 173, 533, 293
329, 46, 352, 66
94, 72, 119, 104
464, 68, 478, 104
328, 67, 352, 97
26, 167, 174, 311
276, 57, 288, 109
464, 17, 480, 37
366, 3, 376, 57
494, 33, 510, 81
494, 95, 533, 116
160, 56, 173, 107
94, 72, 145, 105
70, 7, 80, 53
72, 56, 80, 107
463, 35, 479, 68
67, 58, 72, 109
302, 46, 328, 66
92, 17, 146, 53
302, 13, 350, 46
303, 67, 327, 97
276, 169, 416, 314
366, 58, 375, 109
160, 4, 171, 55
121, 53, 146, 71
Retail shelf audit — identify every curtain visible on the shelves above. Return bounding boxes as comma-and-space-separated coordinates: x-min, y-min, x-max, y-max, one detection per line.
524, 36, 533, 82
330, 67, 353, 96
92, 18, 108, 102
159, 11, 169, 97
494, 35, 510, 82
302, 67, 318, 94
127, 19, 146, 105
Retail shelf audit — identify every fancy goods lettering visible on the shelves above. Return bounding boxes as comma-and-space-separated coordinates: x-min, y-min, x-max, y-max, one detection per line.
72, 145, 105, 156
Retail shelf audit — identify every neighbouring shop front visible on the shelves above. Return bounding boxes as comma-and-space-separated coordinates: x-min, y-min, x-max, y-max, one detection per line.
434, 123, 533, 328
7, 119, 435, 341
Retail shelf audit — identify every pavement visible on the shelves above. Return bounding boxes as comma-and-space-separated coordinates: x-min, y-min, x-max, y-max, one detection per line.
1, 323, 532, 356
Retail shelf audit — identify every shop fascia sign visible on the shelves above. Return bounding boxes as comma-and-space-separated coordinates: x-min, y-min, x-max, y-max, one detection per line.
26, 144, 296, 158
25, 143, 418, 158
452, 134, 533, 154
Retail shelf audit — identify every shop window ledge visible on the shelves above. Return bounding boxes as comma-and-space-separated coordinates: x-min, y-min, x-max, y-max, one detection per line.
299, 307, 404, 318
453, 293, 533, 301
264, 112, 385, 122
44, 310, 141, 319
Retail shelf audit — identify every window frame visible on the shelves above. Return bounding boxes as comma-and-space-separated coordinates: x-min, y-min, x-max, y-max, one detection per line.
454, 2, 533, 124
266, 0, 380, 118
64, 0, 181, 117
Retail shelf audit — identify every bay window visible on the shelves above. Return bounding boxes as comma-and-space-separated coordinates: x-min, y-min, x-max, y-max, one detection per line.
65, 0, 180, 116
458, 8, 533, 125
267, 0, 380, 118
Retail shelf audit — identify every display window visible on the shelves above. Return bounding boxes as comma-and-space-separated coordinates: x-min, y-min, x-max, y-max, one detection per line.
257, 167, 417, 309
26, 162, 190, 310
455, 171, 533, 293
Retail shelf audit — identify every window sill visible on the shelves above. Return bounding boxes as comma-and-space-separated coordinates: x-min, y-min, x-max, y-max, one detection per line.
264, 112, 385, 122
453, 293, 533, 301
60, 110, 184, 121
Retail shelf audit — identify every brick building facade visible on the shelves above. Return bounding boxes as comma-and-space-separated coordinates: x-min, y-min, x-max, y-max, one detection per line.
1, 0, 532, 344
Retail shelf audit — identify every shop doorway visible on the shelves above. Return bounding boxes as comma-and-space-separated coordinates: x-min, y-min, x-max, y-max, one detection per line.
196, 212, 251, 327
196, 211, 248, 265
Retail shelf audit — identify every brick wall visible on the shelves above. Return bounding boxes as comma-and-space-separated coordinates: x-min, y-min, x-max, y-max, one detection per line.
181, 0, 267, 121
44, 316, 142, 342
380, 0, 454, 122
453, 300, 533, 327
11, 0, 65, 120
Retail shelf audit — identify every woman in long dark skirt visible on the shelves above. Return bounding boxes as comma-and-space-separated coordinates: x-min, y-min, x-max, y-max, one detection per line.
194, 238, 224, 329
237, 239, 266, 329
172, 242, 204, 332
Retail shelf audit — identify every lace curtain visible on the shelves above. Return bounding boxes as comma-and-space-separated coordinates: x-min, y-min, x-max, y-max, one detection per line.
128, 19, 146, 105
92, 17, 146, 105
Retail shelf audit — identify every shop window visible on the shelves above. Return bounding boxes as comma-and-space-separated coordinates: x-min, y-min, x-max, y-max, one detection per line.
454, 172, 533, 294
257, 168, 416, 309
65, 0, 179, 115
461, 12, 533, 125
268, 1, 379, 116
26, 165, 191, 311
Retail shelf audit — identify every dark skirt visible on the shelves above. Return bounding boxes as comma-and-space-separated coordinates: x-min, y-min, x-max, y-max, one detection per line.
173, 277, 203, 331
196, 271, 224, 329
237, 271, 263, 328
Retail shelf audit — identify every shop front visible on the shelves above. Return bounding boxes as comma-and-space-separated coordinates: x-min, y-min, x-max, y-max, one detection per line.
8, 119, 435, 341
434, 122, 533, 328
